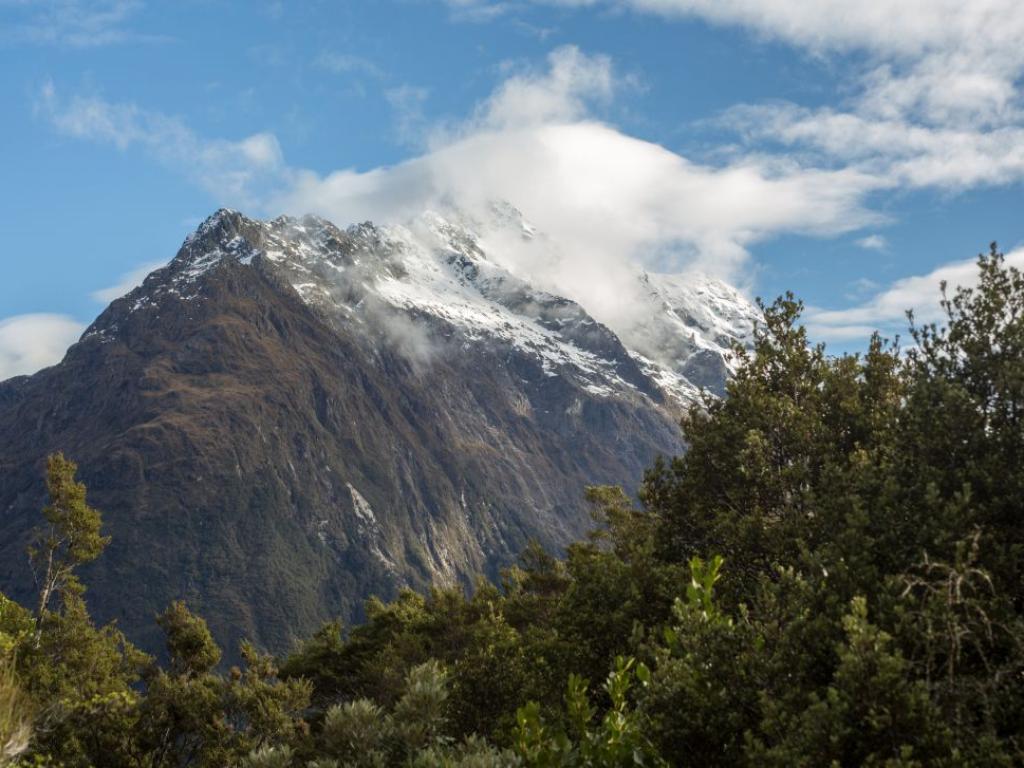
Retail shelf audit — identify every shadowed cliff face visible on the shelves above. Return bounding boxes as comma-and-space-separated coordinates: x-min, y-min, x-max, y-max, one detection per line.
0, 209, 751, 657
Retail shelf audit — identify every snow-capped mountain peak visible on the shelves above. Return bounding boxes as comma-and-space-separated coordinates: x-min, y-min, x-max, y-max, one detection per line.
5, 205, 760, 655
91, 206, 759, 405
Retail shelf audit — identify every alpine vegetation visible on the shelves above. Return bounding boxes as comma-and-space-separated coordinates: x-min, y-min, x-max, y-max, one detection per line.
2, 246, 1023, 766
0, 207, 756, 658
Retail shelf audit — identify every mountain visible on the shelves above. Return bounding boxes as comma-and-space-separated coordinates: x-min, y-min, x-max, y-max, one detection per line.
0, 206, 758, 656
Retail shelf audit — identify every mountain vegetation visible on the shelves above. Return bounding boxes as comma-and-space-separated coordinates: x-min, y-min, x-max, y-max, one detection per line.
0, 208, 711, 658
2, 246, 1023, 766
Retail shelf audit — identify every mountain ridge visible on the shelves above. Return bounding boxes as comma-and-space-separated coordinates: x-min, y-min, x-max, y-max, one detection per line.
0, 206, 758, 657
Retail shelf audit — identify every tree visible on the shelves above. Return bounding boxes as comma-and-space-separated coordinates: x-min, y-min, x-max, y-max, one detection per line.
27, 453, 109, 636
9, 455, 145, 768
514, 656, 664, 767
7, 245, 1024, 766
904, 245, 1024, 594
750, 598, 951, 767
315, 661, 519, 767
138, 604, 311, 768
158, 600, 222, 678
643, 295, 905, 605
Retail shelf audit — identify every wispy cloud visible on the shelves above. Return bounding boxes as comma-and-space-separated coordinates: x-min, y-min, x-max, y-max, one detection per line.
649, 0, 1024, 136
0, 0, 159, 47
807, 246, 1024, 342
91, 260, 166, 303
442, 1, 560, 35
0, 313, 84, 380
856, 234, 887, 251
443, 0, 521, 22
37, 81, 290, 206
719, 103, 1024, 191
385, 85, 431, 147
447, 2, 1024, 194
316, 51, 386, 79
37, 44, 884, 337
273, 46, 882, 328
438, 1, 1024, 342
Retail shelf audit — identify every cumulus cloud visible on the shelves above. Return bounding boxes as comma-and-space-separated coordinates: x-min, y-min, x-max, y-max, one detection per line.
468, 45, 617, 130
0, 314, 85, 380
278, 124, 880, 319
271, 47, 882, 327
439, 1, 1024, 342
450, 2, 1024, 190
48, 33, 999, 344
40, 44, 884, 332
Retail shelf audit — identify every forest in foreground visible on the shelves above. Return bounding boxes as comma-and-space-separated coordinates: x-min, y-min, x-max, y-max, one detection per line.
2, 246, 1023, 767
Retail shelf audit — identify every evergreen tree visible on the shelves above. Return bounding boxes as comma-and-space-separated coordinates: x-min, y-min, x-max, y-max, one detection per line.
28, 453, 109, 633
3, 246, 1024, 765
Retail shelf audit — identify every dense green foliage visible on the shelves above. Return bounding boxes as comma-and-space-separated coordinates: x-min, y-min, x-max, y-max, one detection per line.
2, 246, 1024, 765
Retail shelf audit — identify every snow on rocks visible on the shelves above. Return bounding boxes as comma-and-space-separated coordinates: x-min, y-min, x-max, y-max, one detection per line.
104, 206, 759, 406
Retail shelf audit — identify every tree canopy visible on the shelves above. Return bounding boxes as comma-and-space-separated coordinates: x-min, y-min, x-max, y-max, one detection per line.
1, 245, 1023, 766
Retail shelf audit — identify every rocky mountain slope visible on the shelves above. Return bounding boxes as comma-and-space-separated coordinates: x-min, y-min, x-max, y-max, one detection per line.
0, 207, 758, 656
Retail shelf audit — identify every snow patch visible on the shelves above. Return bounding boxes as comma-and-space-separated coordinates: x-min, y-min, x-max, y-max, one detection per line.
105, 205, 758, 406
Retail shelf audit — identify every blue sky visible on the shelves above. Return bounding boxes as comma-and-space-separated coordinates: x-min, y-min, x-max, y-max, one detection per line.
2, 0, 1024, 378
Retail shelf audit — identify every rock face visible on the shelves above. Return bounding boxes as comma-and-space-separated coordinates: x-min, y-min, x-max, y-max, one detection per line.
0, 207, 758, 656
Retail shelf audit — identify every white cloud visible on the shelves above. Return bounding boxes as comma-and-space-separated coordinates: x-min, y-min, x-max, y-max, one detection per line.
91, 260, 166, 304
450, 0, 1024, 66
631, 1, 1024, 157
704, 3, 1024, 190
610, 1, 1021, 59
38, 45, 888, 335
1, 0, 157, 47
439, 2, 1024, 344
38, 82, 289, 206
720, 103, 1024, 190
385, 85, 431, 147
0, 314, 85, 380
25, 3, 1024, 352
444, 0, 521, 22
271, 47, 882, 327
469, 45, 617, 130
856, 234, 887, 251
807, 246, 1024, 342
277, 121, 881, 325
316, 51, 385, 79
450, 2, 1024, 192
